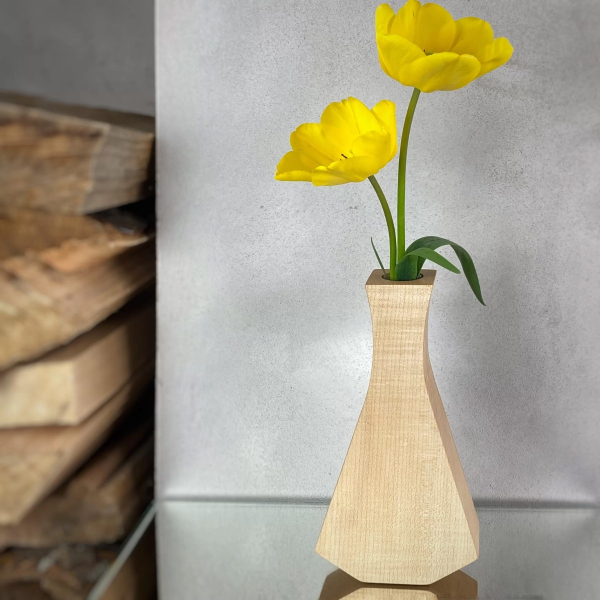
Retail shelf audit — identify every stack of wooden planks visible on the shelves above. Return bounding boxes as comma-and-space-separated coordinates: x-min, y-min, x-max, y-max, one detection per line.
0, 94, 157, 599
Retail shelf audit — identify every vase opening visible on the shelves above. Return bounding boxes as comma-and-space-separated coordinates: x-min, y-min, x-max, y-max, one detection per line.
382, 272, 424, 281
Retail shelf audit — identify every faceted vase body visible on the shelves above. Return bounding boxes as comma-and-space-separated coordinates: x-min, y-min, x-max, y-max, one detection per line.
316, 270, 479, 585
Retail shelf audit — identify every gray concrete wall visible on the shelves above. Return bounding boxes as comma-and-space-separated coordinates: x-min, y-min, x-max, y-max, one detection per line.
156, 0, 600, 504
0, 0, 154, 114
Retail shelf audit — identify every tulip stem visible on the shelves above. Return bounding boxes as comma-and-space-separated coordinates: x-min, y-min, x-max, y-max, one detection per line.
397, 87, 421, 265
368, 175, 397, 280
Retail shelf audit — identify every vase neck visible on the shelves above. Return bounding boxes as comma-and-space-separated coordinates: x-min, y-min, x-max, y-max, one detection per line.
366, 271, 435, 379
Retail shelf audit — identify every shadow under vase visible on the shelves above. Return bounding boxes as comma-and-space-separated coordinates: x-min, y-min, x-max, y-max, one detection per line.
319, 568, 478, 600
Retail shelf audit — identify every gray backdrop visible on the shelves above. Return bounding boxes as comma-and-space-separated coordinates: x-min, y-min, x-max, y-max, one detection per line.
155, 0, 600, 505
0, 0, 154, 115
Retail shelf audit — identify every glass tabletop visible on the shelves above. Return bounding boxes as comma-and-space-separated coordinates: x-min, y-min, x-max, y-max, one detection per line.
95, 501, 600, 599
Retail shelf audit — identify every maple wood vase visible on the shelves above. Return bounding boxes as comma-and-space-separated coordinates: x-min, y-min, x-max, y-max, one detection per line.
316, 269, 479, 585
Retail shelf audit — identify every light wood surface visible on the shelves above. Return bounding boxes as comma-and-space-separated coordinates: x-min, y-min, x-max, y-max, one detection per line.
0, 93, 154, 214
316, 270, 479, 585
0, 421, 153, 549
319, 568, 477, 600
0, 241, 155, 371
0, 364, 152, 526
0, 297, 155, 427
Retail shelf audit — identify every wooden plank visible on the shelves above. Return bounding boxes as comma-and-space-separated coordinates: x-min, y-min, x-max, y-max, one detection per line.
0, 297, 155, 427
0, 207, 151, 274
101, 522, 157, 600
0, 93, 154, 214
0, 422, 153, 549
0, 522, 156, 600
0, 364, 153, 526
0, 545, 119, 600
0, 582, 52, 600
316, 270, 479, 585
0, 240, 155, 371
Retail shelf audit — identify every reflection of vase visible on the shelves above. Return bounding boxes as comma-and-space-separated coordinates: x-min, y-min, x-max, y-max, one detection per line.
316, 270, 479, 585
318, 568, 478, 600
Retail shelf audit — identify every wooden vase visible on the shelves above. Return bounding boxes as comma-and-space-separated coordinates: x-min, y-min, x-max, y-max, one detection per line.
316, 270, 479, 585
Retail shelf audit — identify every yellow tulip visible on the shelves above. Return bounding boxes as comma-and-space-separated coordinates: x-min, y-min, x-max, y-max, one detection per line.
376, 1, 514, 92
275, 97, 397, 186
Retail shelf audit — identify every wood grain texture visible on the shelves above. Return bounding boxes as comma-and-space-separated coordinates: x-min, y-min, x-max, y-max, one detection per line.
316, 270, 479, 585
0, 93, 154, 214
0, 297, 155, 427
0, 545, 119, 600
0, 364, 152, 526
100, 522, 157, 600
0, 421, 153, 549
0, 241, 155, 371
319, 569, 477, 600
0, 582, 52, 600
0, 207, 150, 274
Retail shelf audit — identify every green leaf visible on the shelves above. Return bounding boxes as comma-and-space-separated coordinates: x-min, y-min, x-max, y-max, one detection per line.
404, 247, 460, 274
396, 254, 419, 281
370, 237, 386, 273
406, 236, 485, 305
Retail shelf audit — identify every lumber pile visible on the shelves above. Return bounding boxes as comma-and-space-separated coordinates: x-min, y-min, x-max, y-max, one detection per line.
0, 94, 156, 599
0, 366, 153, 526
0, 524, 156, 600
96, 520, 157, 600
0, 418, 154, 550
0, 207, 155, 371
0, 545, 119, 600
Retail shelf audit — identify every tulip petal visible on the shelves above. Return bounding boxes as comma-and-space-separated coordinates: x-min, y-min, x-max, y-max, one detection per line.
275, 150, 320, 181
275, 171, 312, 182
312, 156, 383, 186
351, 131, 391, 163
398, 52, 481, 92
328, 156, 383, 178
371, 100, 397, 158
478, 37, 514, 77
290, 123, 339, 165
344, 97, 381, 135
311, 166, 355, 186
321, 97, 380, 152
376, 33, 425, 81
389, 0, 420, 42
371, 99, 396, 138
320, 101, 358, 152
451, 17, 494, 62
376, 3, 396, 35
414, 3, 456, 53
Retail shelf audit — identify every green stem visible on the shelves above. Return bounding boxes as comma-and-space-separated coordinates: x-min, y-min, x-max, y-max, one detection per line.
397, 87, 421, 263
368, 175, 397, 280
